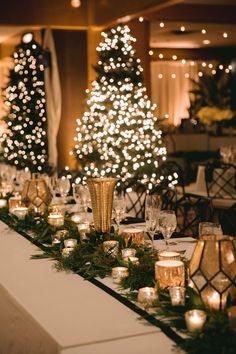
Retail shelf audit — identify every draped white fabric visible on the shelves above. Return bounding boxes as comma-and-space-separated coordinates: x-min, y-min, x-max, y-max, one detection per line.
151, 61, 200, 126
43, 29, 61, 169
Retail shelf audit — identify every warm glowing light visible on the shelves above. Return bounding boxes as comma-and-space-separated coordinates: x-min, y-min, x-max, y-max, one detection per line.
180, 26, 185, 32
71, 0, 81, 8
201, 29, 206, 34
139, 17, 144, 22
149, 50, 153, 56
202, 39, 210, 45
172, 55, 177, 60
159, 53, 164, 59
22, 32, 34, 44
223, 32, 228, 38
160, 22, 164, 28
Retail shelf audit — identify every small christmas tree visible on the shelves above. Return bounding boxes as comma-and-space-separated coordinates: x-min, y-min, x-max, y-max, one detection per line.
1, 32, 50, 173
72, 25, 167, 187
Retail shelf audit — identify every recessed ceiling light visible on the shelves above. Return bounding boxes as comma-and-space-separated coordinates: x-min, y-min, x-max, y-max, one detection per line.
71, 0, 81, 8
201, 29, 207, 34
149, 50, 154, 56
160, 22, 165, 28
139, 17, 144, 22
22, 32, 34, 43
203, 39, 210, 45
223, 32, 228, 38
180, 26, 185, 32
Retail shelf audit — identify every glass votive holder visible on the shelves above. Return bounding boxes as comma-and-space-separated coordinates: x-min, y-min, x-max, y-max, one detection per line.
0, 199, 7, 208
61, 247, 74, 257
71, 213, 81, 224
137, 287, 158, 308
121, 248, 136, 260
103, 240, 119, 258
77, 222, 90, 239
11, 206, 28, 220
127, 256, 139, 265
64, 238, 77, 248
155, 260, 185, 289
169, 286, 185, 306
48, 213, 64, 227
185, 309, 207, 332
112, 267, 129, 284
158, 251, 181, 261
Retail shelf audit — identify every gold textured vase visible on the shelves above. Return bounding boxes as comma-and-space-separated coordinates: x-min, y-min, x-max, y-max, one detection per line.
87, 177, 118, 233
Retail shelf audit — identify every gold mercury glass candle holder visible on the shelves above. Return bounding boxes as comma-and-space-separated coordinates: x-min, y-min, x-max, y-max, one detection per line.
158, 251, 181, 261
121, 228, 145, 246
185, 309, 207, 332
103, 240, 119, 258
112, 267, 129, 284
121, 248, 136, 260
48, 213, 64, 228
155, 260, 185, 289
137, 287, 158, 308
61, 248, 74, 257
64, 238, 78, 248
0, 198, 7, 208
169, 286, 186, 306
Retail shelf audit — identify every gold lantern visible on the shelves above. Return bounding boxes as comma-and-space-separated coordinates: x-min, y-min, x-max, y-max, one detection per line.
21, 178, 52, 213
87, 177, 118, 233
189, 235, 236, 311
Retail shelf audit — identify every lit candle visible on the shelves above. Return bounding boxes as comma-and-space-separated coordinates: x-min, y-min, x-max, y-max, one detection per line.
52, 229, 69, 245
185, 309, 207, 332
206, 291, 220, 311
227, 306, 236, 330
0, 199, 7, 208
71, 213, 81, 224
77, 222, 90, 237
158, 251, 181, 261
11, 207, 28, 220
127, 256, 139, 265
9, 195, 23, 212
61, 248, 74, 257
112, 266, 129, 284
64, 238, 77, 248
48, 213, 64, 227
103, 240, 119, 258
121, 228, 144, 246
121, 248, 136, 260
169, 286, 185, 306
137, 287, 158, 308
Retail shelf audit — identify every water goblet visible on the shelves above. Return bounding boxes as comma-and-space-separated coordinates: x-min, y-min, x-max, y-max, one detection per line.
159, 210, 177, 250
113, 193, 126, 232
58, 177, 70, 203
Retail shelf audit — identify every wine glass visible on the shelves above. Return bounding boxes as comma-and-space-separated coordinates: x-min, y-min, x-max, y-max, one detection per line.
199, 222, 223, 238
58, 177, 70, 203
73, 184, 90, 212
113, 193, 126, 232
145, 195, 161, 250
159, 210, 177, 250
220, 146, 231, 163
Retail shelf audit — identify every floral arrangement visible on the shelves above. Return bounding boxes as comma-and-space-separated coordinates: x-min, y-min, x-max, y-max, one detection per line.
196, 106, 234, 126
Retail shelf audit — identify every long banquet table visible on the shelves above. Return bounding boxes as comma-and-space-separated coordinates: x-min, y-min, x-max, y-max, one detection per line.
0, 220, 195, 354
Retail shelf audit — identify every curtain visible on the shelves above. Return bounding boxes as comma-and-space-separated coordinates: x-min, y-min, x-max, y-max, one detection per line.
43, 29, 62, 169
151, 60, 200, 126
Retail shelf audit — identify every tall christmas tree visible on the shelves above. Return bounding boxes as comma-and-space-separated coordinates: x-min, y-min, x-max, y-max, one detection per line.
1, 32, 50, 173
72, 25, 167, 186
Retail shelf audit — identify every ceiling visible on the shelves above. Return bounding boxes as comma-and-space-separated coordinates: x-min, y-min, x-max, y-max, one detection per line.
0, 0, 235, 51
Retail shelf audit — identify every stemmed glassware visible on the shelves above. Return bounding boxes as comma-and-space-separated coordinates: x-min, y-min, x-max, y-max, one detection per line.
145, 195, 161, 251
58, 177, 70, 203
73, 184, 91, 212
199, 222, 223, 238
159, 210, 177, 250
112, 193, 126, 232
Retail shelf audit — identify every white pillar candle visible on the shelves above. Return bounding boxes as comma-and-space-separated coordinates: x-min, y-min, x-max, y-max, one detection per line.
185, 309, 207, 332
48, 214, 64, 227
64, 238, 78, 248
112, 266, 129, 284
158, 251, 181, 261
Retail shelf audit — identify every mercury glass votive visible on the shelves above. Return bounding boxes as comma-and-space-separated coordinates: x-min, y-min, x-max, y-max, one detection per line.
169, 286, 186, 306
71, 213, 81, 224
155, 260, 185, 289
77, 222, 90, 237
0, 199, 7, 208
9, 195, 23, 212
185, 309, 207, 332
158, 251, 181, 261
48, 213, 64, 227
137, 287, 158, 308
11, 207, 28, 220
121, 228, 145, 246
128, 256, 139, 265
103, 240, 119, 257
61, 247, 74, 257
52, 229, 69, 246
121, 248, 136, 260
64, 238, 78, 248
112, 266, 129, 284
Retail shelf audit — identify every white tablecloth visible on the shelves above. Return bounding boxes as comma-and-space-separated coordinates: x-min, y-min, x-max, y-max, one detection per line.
0, 221, 196, 354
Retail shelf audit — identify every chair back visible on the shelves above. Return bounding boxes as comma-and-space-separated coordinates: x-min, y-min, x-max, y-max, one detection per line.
205, 162, 236, 199
219, 203, 236, 236
174, 193, 213, 237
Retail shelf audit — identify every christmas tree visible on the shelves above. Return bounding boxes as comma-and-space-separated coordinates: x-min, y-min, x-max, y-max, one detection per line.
1, 32, 50, 173
72, 25, 167, 187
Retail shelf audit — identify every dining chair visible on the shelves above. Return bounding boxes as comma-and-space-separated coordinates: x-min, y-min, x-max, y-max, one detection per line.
204, 162, 236, 199
174, 193, 214, 237
158, 160, 187, 195
218, 202, 236, 237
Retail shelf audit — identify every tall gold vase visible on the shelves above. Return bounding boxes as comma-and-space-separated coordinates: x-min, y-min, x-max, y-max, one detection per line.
87, 177, 118, 233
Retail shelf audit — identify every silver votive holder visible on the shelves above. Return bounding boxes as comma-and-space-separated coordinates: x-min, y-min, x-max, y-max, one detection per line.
121, 248, 136, 260
61, 247, 74, 257
137, 287, 158, 308
103, 240, 119, 258
185, 309, 207, 332
64, 238, 78, 248
169, 286, 186, 306
112, 266, 129, 284
48, 213, 64, 227
11, 206, 28, 220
